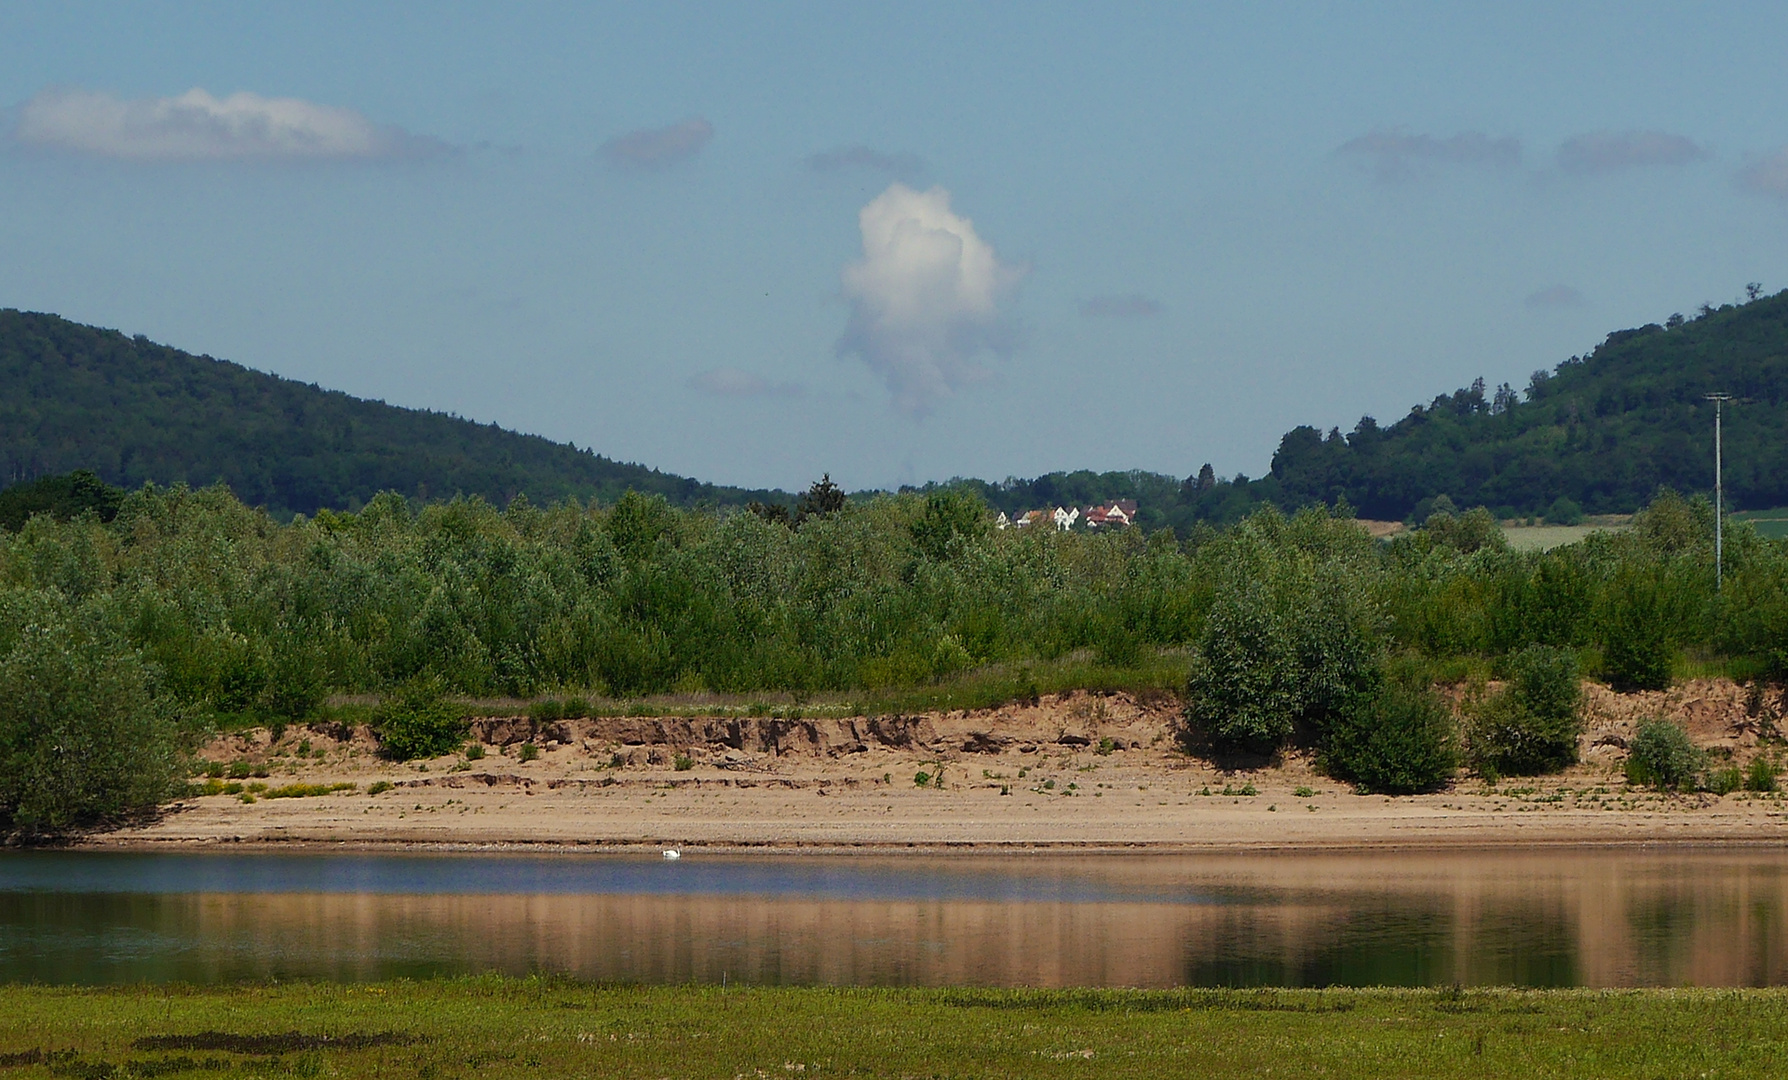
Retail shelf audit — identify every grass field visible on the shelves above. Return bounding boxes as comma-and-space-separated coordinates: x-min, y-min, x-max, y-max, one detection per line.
1732, 509, 1788, 540
5, 979, 1788, 1078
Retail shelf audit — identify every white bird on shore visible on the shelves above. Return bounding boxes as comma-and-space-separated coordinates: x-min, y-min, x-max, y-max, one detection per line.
662, 848, 681, 860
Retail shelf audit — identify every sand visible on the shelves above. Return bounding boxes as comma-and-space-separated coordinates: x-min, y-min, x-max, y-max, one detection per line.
88, 682, 1788, 852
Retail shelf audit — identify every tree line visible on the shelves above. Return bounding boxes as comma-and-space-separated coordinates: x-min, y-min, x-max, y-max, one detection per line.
0, 475, 1782, 832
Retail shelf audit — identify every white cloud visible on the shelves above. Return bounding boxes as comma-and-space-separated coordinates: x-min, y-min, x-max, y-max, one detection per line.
601, 117, 713, 169
1557, 130, 1707, 173
1737, 147, 1788, 202
13, 87, 444, 161
837, 183, 1025, 415
807, 145, 924, 179
1525, 284, 1586, 309
688, 368, 802, 399
1080, 293, 1162, 318
1335, 129, 1520, 182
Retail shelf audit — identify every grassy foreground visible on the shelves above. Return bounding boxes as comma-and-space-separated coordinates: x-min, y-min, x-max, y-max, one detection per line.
2, 979, 1787, 1078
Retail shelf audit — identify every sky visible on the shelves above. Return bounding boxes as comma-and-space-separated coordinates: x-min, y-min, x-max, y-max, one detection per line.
3, 2, 1787, 493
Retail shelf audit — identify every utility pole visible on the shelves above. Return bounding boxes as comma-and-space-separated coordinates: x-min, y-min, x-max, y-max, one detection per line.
1706, 393, 1732, 591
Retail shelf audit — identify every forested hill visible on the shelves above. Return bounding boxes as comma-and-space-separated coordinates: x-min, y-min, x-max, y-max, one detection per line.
1261, 288, 1788, 519
923, 289, 1788, 530
0, 310, 786, 517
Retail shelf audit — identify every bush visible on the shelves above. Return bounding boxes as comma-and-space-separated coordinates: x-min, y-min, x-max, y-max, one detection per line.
1601, 567, 1674, 691
1706, 766, 1742, 796
1544, 497, 1585, 526
1466, 697, 1579, 778
1625, 719, 1704, 790
371, 680, 466, 761
1323, 681, 1458, 794
0, 602, 184, 833
1507, 643, 1581, 723
1465, 645, 1582, 777
1746, 756, 1779, 793
1184, 511, 1383, 755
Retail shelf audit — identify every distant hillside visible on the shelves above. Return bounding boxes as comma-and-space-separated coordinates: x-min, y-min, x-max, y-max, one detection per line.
1262, 289, 1788, 519
0, 310, 787, 517
928, 289, 1788, 529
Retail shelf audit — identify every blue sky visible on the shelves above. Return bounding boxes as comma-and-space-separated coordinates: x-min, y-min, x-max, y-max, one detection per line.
3, 2, 1786, 492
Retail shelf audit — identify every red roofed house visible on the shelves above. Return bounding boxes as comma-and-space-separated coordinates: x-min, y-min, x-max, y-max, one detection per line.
1082, 500, 1138, 528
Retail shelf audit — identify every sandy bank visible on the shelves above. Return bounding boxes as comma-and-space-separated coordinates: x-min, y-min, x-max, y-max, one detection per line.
87, 683, 1788, 852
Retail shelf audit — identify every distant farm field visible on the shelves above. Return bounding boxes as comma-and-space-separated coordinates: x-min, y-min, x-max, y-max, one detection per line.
1733, 509, 1788, 540
1500, 522, 1627, 551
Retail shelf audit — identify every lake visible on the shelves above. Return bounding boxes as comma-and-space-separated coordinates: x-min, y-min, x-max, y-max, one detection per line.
4, 848, 1787, 987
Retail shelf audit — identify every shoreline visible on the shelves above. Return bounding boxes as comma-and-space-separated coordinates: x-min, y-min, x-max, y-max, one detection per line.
81, 682, 1788, 856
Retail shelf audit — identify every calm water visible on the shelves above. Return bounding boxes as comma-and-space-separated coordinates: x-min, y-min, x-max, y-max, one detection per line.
4, 849, 1788, 987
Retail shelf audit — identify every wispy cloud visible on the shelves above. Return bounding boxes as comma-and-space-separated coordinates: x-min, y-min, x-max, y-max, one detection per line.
837, 183, 1026, 415
1737, 147, 1788, 202
687, 368, 803, 399
806, 145, 924, 180
1525, 284, 1585, 309
1080, 293, 1162, 318
12, 87, 446, 161
1557, 130, 1707, 173
601, 117, 713, 170
1335, 129, 1520, 182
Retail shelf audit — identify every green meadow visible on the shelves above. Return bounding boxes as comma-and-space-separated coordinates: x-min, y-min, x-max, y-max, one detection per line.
3, 979, 1787, 1079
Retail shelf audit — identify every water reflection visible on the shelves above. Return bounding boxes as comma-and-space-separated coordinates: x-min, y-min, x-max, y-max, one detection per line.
3, 850, 1788, 987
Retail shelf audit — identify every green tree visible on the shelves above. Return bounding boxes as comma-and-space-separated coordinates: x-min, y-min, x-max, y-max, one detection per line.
0, 594, 183, 832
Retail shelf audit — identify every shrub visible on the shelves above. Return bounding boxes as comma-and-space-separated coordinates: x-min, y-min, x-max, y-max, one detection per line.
0, 603, 184, 833
1625, 719, 1704, 791
1745, 756, 1779, 793
1544, 497, 1585, 526
1466, 645, 1582, 777
1600, 567, 1674, 691
371, 680, 466, 761
1466, 694, 1578, 778
366, 781, 393, 795
1706, 766, 1742, 796
1184, 511, 1383, 756
518, 742, 539, 762
1506, 644, 1581, 724
1323, 681, 1458, 795
673, 753, 694, 771
464, 743, 486, 761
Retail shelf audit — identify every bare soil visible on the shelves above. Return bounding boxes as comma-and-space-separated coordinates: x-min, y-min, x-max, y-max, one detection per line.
88, 681, 1788, 852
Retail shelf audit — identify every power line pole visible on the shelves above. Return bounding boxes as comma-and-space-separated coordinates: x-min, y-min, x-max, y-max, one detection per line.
1706, 393, 1732, 591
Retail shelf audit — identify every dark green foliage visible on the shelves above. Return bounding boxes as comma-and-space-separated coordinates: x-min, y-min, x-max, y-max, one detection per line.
795, 475, 847, 524
371, 680, 465, 761
909, 489, 988, 562
1506, 643, 1581, 723
1265, 290, 1788, 519
0, 310, 785, 519
1184, 509, 1383, 755
1466, 692, 1579, 777
1465, 646, 1583, 777
0, 470, 123, 532
1625, 718, 1704, 790
1545, 497, 1585, 526
1745, 756, 1779, 792
0, 594, 183, 832
1322, 679, 1458, 794
1706, 765, 1742, 796
1600, 565, 1676, 691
